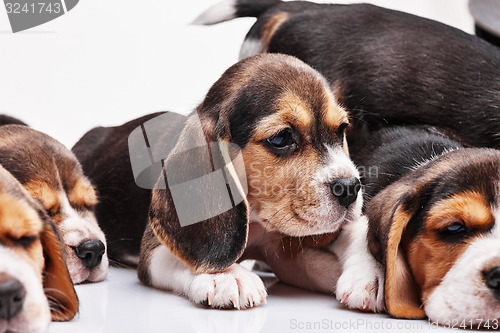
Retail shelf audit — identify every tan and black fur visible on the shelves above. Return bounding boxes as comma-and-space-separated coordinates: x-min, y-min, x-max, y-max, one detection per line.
196, 0, 500, 149
0, 123, 108, 284
355, 127, 500, 325
0, 165, 78, 333
74, 54, 383, 311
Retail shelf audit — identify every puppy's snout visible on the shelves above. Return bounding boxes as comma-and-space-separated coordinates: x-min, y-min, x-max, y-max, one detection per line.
484, 266, 500, 301
74, 240, 106, 270
330, 177, 361, 208
0, 273, 26, 321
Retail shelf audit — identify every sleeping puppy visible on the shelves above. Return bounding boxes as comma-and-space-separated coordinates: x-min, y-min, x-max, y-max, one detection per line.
0, 124, 108, 284
73, 54, 384, 311
195, 0, 500, 149
0, 164, 78, 333
354, 127, 500, 326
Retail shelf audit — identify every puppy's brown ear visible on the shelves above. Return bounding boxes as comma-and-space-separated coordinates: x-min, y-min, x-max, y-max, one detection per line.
41, 218, 79, 321
148, 112, 249, 274
366, 183, 427, 319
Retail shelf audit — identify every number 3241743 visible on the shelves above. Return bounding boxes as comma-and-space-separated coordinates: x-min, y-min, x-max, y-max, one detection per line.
5, 2, 62, 14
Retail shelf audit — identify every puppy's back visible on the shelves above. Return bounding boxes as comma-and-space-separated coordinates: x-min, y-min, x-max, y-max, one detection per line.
352, 127, 463, 201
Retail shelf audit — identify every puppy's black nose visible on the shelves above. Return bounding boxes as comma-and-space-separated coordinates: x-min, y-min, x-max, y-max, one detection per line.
0, 273, 26, 321
330, 177, 361, 208
75, 240, 106, 270
484, 266, 500, 301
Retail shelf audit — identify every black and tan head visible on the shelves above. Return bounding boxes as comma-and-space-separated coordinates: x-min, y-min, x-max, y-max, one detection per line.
207, 53, 361, 236
0, 125, 108, 284
366, 148, 500, 326
140, 54, 361, 278
0, 165, 78, 332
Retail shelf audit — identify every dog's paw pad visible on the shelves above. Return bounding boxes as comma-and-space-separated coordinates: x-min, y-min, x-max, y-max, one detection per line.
189, 264, 267, 309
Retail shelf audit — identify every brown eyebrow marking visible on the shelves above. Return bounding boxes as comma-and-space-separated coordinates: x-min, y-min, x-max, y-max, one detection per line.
24, 180, 58, 211
324, 92, 349, 130
69, 177, 98, 208
426, 191, 493, 231
0, 193, 42, 241
252, 92, 313, 142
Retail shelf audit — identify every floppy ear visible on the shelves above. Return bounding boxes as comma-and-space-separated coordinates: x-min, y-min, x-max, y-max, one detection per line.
41, 218, 79, 321
366, 183, 427, 319
148, 112, 249, 274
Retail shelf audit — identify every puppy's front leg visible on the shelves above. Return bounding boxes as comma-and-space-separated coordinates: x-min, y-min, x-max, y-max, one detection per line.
138, 227, 267, 309
329, 215, 385, 312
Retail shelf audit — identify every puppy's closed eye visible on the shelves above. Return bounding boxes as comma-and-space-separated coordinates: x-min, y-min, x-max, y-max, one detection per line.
438, 222, 469, 243
47, 205, 61, 217
441, 222, 467, 234
13, 235, 38, 248
263, 128, 298, 156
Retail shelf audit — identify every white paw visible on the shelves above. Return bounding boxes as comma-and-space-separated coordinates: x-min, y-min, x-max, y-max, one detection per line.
187, 264, 267, 309
336, 260, 385, 312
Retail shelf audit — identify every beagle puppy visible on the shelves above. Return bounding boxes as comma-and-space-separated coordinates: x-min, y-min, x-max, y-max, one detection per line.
195, 0, 500, 149
73, 54, 384, 311
0, 123, 108, 284
0, 164, 78, 333
354, 126, 500, 325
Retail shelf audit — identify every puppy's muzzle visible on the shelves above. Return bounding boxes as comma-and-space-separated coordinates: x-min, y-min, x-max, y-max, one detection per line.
330, 177, 361, 208
484, 266, 500, 301
0, 273, 25, 321
74, 240, 106, 270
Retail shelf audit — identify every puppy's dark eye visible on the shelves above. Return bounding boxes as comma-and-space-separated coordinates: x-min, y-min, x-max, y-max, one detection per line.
72, 202, 95, 212
267, 129, 293, 148
442, 223, 466, 234
264, 128, 297, 156
14, 235, 37, 248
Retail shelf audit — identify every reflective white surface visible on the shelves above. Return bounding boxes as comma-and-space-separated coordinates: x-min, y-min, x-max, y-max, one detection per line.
48, 267, 452, 333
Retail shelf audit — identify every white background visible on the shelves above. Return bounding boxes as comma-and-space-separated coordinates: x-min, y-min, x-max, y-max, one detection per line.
0, 0, 473, 148
0, 0, 477, 332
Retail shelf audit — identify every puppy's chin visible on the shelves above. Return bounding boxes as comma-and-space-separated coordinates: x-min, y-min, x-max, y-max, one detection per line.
65, 249, 109, 284
292, 195, 363, 237
258, 196, 362, 237
279, 220, 341, 237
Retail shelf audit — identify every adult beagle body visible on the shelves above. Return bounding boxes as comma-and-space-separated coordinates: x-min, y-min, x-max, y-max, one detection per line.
195, 0, 500, 148
353, 127, 500, 325
73, 54, 384, 311
0, 124, 108, 284
0, 165, 78, 333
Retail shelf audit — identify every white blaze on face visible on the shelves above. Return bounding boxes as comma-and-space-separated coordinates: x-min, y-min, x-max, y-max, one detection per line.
424, 209, 500, 325
57, 192, 108, 284
308, 145, 362, 233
